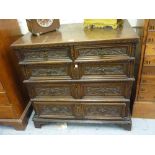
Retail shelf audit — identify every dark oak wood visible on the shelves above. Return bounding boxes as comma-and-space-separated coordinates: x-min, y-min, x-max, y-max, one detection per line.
12, 20, 138, 130
0, 19, 31, 130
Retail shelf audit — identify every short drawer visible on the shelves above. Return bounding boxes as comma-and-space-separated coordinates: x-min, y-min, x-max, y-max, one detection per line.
33, 101, 127, 119
15, 47, 72, 62
138, 84, 155, 101
25, 80, 133, 99
0, 92, 10, 106
74, 44, 132, 59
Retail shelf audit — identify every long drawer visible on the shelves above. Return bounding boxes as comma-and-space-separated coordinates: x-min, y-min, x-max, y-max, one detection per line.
20, 60, 134, 80
25, 80, 133, 99
33, 101, 127, 120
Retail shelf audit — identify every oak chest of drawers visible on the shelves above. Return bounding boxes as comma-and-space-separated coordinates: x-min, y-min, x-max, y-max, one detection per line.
11, 20, 138, 130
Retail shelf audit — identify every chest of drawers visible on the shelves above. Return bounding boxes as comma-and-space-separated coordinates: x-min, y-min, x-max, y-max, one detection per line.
11, 20, 138, 130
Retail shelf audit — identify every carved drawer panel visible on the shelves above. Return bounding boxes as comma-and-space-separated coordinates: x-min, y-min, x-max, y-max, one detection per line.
33, 101, 126, 119
26, 80, 133, 99
83, 82, 132, 99
138, 84, 155, 101
26, 83, 73, 98
21, 63, 72, 80
79, 61, 134, 78
74, 44, 132, 59
84, 103, 126, 119
15, 47, 72, 62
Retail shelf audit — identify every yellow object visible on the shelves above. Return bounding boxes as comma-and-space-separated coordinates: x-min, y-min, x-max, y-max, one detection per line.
84, 19, 119, 29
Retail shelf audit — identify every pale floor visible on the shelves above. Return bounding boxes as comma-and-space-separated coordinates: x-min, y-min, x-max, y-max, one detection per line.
0, 111, 155, 135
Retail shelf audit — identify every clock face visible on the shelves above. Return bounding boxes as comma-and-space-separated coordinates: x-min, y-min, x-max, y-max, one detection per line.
37, 19, 53, 27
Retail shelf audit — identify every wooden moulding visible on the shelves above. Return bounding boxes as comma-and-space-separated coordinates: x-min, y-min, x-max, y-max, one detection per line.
33, 114, 132, 131
133, 101, 155, 119
0, 102, 32, 130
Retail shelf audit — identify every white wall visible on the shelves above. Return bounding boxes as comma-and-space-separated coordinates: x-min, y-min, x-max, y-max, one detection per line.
17, 19, 144, 35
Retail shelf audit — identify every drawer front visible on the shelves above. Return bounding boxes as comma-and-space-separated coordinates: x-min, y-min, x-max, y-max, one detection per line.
22, 61, 134, 80
74, 44, 132, 59
79, 61, 134, 78
15, 47, 72, 62
0, 82, 4, 92
83, 82, 132, 98
0, 92, 10, 106
26, 81, 132, 99
27, 83, 73, 98
142, 66, 155, 75
33, 101, 126, 119
21, 63, 72, 80
138, 84, 155, 101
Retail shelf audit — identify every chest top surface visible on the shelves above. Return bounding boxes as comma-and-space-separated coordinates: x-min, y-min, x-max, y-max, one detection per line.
11, 20, 139, 48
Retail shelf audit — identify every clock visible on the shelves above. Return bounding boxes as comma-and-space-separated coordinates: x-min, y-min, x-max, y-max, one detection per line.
26, 19, 60, 35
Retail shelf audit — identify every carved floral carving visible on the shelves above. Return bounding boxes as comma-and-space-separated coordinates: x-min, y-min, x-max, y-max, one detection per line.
78, 47, 127, 56
31, 66, 67, 76
85, 65, 124, 75
35, 87, 70, 96
85, 105, 122, 116
40, 105, 72, 115
86, 86, 122, 96
23, 48, 69, 61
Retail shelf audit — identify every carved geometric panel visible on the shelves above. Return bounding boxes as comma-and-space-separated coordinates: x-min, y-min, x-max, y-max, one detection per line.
35, 87, 70, 96
84, 65, 124, 75
30, 66, 67, 77
78, 47, 127, 57
85, 85, 122, 96
85, 105, 123, 117
39, 104, 73, 116
22, 48, 70, 61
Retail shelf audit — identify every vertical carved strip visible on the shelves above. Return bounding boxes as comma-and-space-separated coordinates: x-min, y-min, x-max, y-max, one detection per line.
73, 104, 84, 118
71, 84, 84, 99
